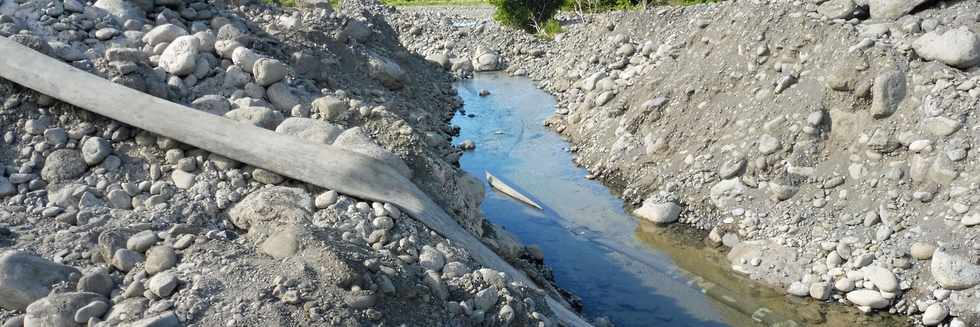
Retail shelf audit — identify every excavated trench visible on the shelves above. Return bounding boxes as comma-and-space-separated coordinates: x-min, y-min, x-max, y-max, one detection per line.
451, 73, 905, 327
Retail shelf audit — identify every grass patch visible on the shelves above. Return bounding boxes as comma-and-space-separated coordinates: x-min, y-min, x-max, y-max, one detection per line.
540, 18, 562, 38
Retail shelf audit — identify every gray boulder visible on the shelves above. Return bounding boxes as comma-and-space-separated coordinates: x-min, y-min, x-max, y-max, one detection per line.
0, 177, 14, 196
817, 0, 856, 19
224, 106, 283, 130
144, 246, 177, 275
77, 269, 113, 297
259, 226, 303, 258
632, 200, 681, 224
426, 53, 450, 69
232, 47, 261, 74
266, 82, 300, 113
24, 292, 106, 327
339, 20, 372, 43
191, 95, 231, 116
709, 178, 747, 209
931, 247, 980, 290
91, 0, 144, 24
472, 47, 502, 72
333, 127, 412, 178
147, 271, 178, 298
311, 96, 348, 121
274, 117, 343, 145
81, 137, 111, 166
845, 289, 889, 309
296, 0, 332, 9
41, 150, 87, 182
228, 186, 313, 231
159, 35, 200, 76
867, 0, 933, 21
913, 27, 980, 69
141, 24, 186, 48
870, 68, 906, 118
368, 54, 405, 90
117, 311, 180, 327
253, 58, 288, 86
0, 251, 80, 310
193, 30, 216, 53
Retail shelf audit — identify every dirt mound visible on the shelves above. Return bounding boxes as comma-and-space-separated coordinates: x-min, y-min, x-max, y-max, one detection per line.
0, 0, 575, 325
393, 1, 980, 325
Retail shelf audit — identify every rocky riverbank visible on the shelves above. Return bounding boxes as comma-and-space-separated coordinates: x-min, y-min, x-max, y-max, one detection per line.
0, 0, 585, 326
392, 1, 980, 326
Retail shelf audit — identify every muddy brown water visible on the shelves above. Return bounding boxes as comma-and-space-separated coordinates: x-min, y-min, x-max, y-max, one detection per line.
451, 73, 905, 327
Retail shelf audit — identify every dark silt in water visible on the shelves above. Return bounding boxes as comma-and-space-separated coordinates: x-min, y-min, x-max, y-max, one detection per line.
451, 73, 905, 327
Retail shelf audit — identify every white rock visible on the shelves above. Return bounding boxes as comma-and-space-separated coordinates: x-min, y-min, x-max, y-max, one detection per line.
787, 281, 810, 297
931, 248, 980, 290
232, 47, 262, 74
159, 35, 200, 76
845, 289, 889, 309
709, 178, 746, 209
866, 266, 899, 292
314, 190, 338, 209
333, 127, 412, 178
311, 96, 349, 121
81, 137, 111, 165
911, 242, 937, 259
758, 134, 780, 155
147, 272, 178, 298
809, 282, 832, 300
834, 278, 855, 292
171, 170, 196, 189
921, 303, 948, 326
913, 27, 980, 69
418, 246, 445, 272
867, 0, 932, 21
274, 118, 342, 145
253, 58, 288, 86
632, 200, 681, 224
961, 212, 980, 227
0, 251, 80, 310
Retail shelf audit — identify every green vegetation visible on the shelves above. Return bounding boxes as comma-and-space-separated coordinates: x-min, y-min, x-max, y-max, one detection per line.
489, 0, 563, 32
541, 18, 563, 38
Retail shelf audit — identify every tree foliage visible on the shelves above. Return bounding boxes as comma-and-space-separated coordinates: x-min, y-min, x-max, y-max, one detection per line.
489, 0, 564, 32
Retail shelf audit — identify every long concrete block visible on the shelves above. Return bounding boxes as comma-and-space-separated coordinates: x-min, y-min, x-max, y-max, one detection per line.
0, 36, 590, 327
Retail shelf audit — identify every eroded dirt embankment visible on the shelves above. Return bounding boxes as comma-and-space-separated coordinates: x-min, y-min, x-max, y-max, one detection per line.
392, 1, 980, 326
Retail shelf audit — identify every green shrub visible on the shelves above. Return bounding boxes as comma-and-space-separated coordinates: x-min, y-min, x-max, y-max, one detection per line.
489, 0, 563, 32
541, 18, 562, 37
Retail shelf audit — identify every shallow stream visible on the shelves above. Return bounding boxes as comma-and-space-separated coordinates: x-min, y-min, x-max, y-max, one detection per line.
451, 73, 903, 327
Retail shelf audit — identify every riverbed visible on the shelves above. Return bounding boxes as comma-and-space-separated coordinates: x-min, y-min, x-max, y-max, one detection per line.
451, 73, 903, 327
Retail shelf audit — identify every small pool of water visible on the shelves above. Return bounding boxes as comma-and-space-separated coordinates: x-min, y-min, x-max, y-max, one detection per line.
451, 73, 904, 327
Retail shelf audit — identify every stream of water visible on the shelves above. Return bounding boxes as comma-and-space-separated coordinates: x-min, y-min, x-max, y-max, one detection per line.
450, 73, 904, 327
